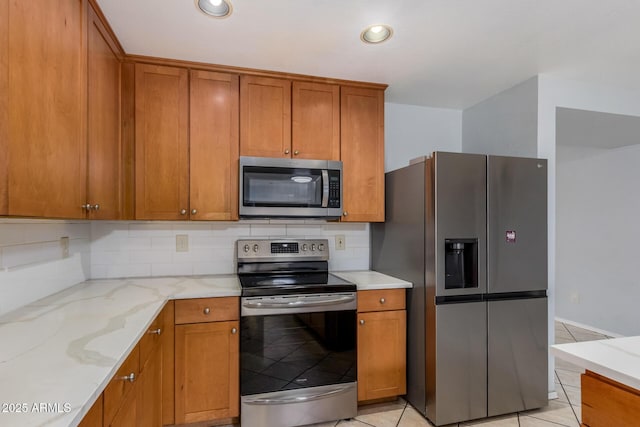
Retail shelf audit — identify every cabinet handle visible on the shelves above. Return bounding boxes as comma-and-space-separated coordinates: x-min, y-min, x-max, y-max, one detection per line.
147, 328, 162, 335
343, 211, 349, 217
81, 203, 91, 210
294, 150, 299, 155
359, 319, 365, 325
180, 209, 187, 215
231, 327, 237, 334
284, 149, 290, 155
118, 372, 136, 383
380, 298, 386, 304
203, 307, 210, 315
191, 209, 197, 215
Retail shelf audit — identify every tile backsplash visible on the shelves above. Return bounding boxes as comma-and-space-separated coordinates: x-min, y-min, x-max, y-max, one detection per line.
0, 219, 370, 317
91, 220, 370, 279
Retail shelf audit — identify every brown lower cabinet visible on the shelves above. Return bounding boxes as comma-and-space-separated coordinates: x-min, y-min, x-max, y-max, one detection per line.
357, 289, 407, 403
582, 370, 640, 427
78, 302, 173, 427
174, 297, 240, 424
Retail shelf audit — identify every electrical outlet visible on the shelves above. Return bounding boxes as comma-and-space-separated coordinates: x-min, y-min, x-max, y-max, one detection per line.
60, 236, 69, 258
176, 234, 189, 252
335, 235, 346, 250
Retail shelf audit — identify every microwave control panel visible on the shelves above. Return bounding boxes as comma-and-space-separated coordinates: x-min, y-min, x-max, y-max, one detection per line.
328, 170, 341, 208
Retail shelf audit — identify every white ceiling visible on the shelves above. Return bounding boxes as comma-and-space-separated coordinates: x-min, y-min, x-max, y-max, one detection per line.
97, 0, 640, 109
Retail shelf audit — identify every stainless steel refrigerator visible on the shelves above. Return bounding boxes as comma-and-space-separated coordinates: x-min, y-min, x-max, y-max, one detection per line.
371, 152, 548, 426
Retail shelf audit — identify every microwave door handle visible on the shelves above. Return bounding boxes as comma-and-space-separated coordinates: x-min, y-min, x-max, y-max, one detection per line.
321, 170, 329, 208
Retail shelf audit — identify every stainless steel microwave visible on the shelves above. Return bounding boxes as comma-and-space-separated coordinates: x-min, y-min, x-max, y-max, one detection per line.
239, 156, 343, 219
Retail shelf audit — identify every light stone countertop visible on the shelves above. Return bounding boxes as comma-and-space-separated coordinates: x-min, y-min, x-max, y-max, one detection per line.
0, 270, 411, 427
551, 336, 640, 391
334, 270, 413, 290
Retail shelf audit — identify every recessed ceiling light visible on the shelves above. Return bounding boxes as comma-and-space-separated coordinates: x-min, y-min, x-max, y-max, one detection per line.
196, 0, 232, 18
360, 24, 393, 44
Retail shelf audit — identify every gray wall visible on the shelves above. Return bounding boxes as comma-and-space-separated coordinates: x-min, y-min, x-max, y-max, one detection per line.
556, 133, 640, 337
462, 77, 539, 156
385, 102, 462, 172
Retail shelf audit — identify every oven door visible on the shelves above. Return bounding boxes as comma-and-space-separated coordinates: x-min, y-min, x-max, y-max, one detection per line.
239, 156, 342, 218
240, 293, 357, 427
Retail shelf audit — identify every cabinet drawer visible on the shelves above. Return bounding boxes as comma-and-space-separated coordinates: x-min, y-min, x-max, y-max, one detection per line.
103, 345, 140, 426
139, 304, 169, 370
357, 289, 405, 312
175, 297, 239, 324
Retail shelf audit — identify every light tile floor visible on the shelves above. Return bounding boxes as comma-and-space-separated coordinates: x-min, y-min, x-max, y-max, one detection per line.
307, 321, 612, 427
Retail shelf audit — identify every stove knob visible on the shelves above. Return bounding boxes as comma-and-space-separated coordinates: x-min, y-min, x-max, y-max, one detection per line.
243, 244, 250, 253
318, 243, 325, 251
311, 244, 316, 251
302, 244, 308, 251
253, 244, 259, 253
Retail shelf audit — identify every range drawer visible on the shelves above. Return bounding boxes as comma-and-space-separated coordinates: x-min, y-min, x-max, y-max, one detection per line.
357, 289, 405, 312
175, 297, 239, 324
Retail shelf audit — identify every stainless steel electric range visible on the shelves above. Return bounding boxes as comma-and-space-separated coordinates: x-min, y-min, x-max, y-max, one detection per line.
237, 238, 357, 427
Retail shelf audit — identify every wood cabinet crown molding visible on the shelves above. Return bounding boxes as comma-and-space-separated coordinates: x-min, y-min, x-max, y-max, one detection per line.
125, 54, 388, 91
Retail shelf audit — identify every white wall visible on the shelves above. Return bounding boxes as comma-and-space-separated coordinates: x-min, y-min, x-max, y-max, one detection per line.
90, 221, 370, 278
538, 75, 640, 339
556, 144, 640, 336
384, 102, 462, 172
0, 220, 90, 317
462, 76, 539, 156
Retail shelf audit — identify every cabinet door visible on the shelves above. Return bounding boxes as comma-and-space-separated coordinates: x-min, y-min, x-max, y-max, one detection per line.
292, 81, 340, 160
7, 0, 87, 218
135, 63, 189, 219
357, 310, 406, 402
0, 0, 7, 214
190, 70, 239, 220
340, 87, 385, 222
137, 341, 162, 427
240, 75, 291, 158
78, 394, 103, 427
107, 387, 137, 427
175, 321, 239, 424
87, 4, 122, 219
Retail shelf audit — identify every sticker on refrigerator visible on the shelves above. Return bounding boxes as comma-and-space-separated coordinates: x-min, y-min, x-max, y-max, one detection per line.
506, 230, 516, 243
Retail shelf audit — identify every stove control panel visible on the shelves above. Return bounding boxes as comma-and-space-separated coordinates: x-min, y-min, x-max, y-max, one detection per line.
237, 239, 329, 261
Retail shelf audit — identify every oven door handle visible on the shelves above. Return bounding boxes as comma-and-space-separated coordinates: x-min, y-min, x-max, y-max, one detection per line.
243, 384, 354, 405
321, 169, 329, 208
242, 295, 355, 309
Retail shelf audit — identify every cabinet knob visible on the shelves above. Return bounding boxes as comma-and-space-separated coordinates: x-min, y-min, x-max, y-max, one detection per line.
359, 319, 365, 325
92, 204, 100, 211
191, 209, 197, 215
180, 209, 187, 215
148, 328, 162, 335
118, 372, 136, 383
81, 203, 91, 210
284, 149, 290, 155
203, 307, 210, 315
343, 211, 349, 217
380, 298, 386, 304
231, 327, 237, 334
294, 150, 299, 155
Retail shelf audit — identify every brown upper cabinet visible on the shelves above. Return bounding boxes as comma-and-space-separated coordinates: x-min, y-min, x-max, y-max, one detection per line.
135, 64, 240, 220
240, 75, 291, 158
4, 0, 87, 218
135, 63, 190, 220
340, 86, 385, 222
292, 81, 340, 160
1, 0, 126, 220
86, 3, 124, 220
190, 70, 240, 221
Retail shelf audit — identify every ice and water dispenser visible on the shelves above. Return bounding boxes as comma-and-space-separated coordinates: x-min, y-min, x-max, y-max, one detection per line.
444, 238, 478, 289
